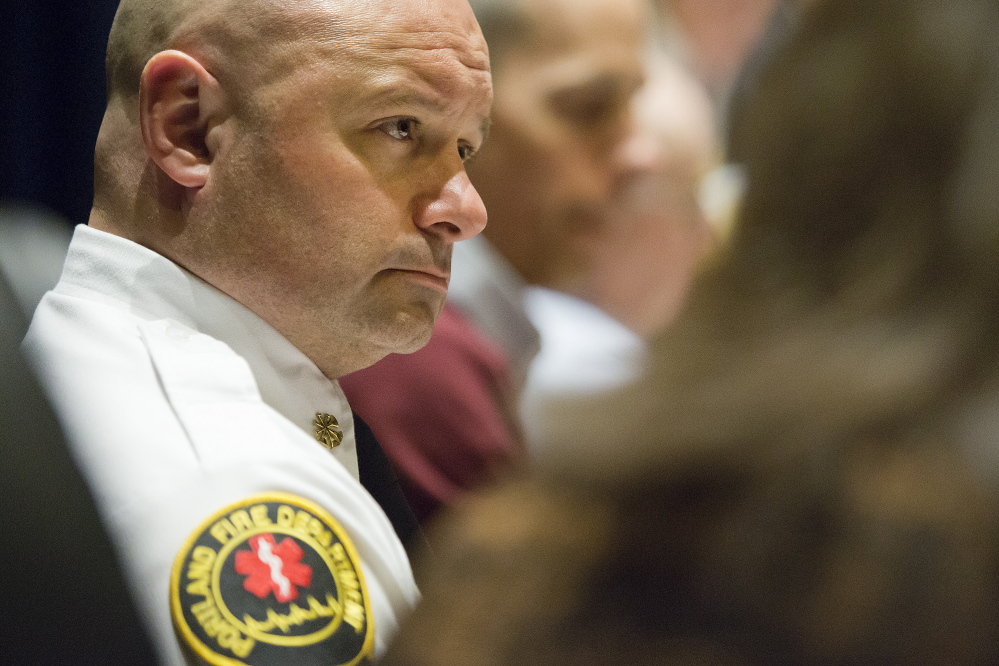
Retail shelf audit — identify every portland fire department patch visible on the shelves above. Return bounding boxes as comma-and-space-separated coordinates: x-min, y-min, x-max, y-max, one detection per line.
170, 493, 374, 665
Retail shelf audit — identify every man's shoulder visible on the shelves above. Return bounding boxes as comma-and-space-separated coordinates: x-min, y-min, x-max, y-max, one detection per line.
24, 287, 158, 409
25, 282, 418, 662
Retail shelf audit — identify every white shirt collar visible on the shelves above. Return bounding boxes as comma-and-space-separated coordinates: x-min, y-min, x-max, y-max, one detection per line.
448, 235, 541, 390
58, 224, 360, 478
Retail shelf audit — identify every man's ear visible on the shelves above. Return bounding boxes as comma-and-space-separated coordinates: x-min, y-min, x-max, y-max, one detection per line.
139, 50, 225, 189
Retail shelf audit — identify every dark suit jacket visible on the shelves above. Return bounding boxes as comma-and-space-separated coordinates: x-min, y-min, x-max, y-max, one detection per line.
354, 413, 428, 560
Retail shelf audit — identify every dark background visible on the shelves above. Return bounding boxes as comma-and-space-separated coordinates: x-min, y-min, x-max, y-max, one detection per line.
1, 1, 120, 228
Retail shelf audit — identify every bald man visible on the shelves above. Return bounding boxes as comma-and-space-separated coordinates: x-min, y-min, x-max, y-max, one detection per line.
22, 0, 492, 663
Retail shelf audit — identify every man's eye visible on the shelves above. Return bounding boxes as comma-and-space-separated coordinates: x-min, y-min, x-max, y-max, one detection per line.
550, 90, 621, 126
383, 118, 417, 140
547, 77, 634, 128
458, 143, 475, 162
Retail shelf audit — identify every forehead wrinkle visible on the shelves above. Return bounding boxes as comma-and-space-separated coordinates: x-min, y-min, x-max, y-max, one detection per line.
353, 39, 491, 110
363, 23, 490, 72
388, 37, 491, 73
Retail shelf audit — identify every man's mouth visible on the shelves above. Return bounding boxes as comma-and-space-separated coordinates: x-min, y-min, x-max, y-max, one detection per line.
386, 267, 450, 293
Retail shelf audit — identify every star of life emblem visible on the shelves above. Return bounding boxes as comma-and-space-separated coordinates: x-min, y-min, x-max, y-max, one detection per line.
236, 533, 313, 603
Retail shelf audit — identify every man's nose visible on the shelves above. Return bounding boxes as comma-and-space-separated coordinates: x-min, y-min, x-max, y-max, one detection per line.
611, 119, 663, 186
413, 169, 488, 242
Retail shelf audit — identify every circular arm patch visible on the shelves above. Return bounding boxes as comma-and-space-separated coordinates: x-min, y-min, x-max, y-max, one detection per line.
170, 492, 374, 665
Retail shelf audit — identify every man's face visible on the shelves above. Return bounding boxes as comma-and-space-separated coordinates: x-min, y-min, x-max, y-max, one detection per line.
468, 0, 649, 289
194, 0, 492, 377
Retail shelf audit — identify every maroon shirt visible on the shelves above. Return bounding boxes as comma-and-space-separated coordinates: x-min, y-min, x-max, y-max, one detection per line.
340, 304, 525, 524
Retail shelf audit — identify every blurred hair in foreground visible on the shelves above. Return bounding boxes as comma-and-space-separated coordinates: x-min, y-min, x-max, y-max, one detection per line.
382, 0, 999, 663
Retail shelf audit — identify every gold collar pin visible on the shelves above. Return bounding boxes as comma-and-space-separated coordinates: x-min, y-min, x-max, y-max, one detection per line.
313, 413, 343, 449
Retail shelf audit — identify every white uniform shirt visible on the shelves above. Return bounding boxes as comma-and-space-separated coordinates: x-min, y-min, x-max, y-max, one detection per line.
449, 235, 541, 392
520, 287, 648, 455
23, 225, 419, 665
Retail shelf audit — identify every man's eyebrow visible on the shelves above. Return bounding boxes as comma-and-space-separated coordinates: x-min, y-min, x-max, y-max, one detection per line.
364, 88, 450, 114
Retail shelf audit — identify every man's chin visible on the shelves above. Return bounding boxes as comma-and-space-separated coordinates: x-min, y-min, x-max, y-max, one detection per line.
388, 311, 438, 355
367, 303, 440, 354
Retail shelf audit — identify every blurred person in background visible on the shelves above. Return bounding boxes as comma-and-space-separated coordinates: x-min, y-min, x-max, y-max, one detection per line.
382, 0, 999, 663
519, 50, 720, 450
341, 0, 657, 522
